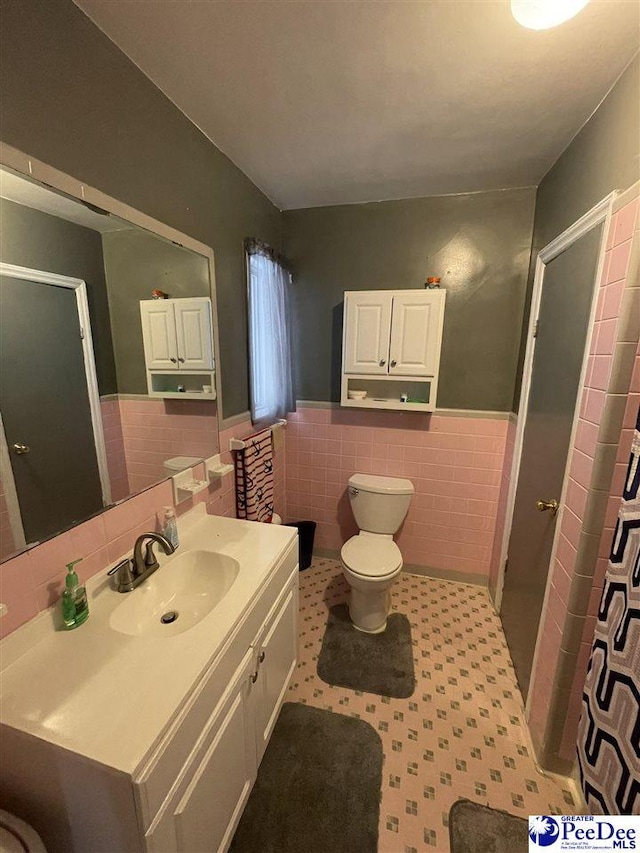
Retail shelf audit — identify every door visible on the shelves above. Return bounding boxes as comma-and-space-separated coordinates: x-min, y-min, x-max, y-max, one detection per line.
343, 292, 392, 374
174, 298, 213, 371
253, 584, 297, 764
500, 225, 603, 699
141, 301, 179, 370
389, 291, 444, 376
0, 275, 104, 542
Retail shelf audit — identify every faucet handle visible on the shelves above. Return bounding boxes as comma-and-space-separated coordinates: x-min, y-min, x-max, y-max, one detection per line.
108, 558, 135, 592
144, 542, 160, 570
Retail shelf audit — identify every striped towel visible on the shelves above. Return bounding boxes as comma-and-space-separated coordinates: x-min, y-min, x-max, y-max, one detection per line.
234, 428, 274, 523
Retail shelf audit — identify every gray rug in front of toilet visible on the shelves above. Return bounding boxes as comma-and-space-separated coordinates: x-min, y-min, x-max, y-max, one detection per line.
449, 799, 529, 853
229, 702, 382, 853
317, 603, 415, 698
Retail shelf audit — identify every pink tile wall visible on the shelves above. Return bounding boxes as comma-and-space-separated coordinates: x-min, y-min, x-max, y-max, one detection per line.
0, 413, 288, 640
119, 398, 219, 494
558, 348, 639, 763
526, 193, 639, 761
100, 399, 129, 503
285, 407, 509, 578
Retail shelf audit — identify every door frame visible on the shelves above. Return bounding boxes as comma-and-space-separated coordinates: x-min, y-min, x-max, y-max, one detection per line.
0, 261, 112, 512
0, 410, 26, 552
493, 192, 617, 703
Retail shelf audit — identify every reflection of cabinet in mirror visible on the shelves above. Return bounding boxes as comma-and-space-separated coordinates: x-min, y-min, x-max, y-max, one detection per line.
140, 298, 216, 399
341, 289, 446, 411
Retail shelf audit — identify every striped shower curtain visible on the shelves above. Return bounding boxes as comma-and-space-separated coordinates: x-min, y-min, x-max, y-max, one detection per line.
234, 428, 274, 523
577, 407, 640, 814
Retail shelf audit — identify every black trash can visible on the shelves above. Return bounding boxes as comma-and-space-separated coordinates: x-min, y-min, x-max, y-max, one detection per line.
285, 521, 317, 570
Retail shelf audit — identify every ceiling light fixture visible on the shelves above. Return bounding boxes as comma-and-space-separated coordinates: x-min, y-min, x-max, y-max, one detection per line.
511, 0, 590, 30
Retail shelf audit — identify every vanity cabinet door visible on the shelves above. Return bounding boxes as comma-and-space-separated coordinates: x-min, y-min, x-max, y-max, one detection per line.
252, 579, 298, 765
145, 650, 257, 853
343, 292, 392, 374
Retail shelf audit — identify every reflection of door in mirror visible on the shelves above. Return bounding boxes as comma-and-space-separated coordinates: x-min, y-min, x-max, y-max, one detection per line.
0, 271, 106, 552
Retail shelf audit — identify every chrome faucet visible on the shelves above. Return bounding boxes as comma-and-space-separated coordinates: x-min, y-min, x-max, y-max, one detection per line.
108, 532, 176, 593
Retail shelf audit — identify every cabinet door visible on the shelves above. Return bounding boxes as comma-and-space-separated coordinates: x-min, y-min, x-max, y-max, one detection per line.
174, 298, 214, 371
140, 302, 179, 370
145, 650, 256, 853
343, 292, 392, 374
253, 583, 298, 764
389, 291, 444, 376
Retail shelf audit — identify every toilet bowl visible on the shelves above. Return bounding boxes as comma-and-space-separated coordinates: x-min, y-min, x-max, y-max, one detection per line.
341, 473, 414, 633
0, 809, 47, 852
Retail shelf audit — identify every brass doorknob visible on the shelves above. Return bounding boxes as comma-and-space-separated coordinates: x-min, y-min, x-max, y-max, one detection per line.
12, 443, 30, 455
536, 498, 559, 515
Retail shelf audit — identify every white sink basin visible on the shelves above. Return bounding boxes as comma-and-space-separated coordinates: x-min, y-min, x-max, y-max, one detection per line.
109, 549, 240, 637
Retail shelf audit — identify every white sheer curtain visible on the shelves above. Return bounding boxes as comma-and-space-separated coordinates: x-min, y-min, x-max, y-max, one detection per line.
247, 247, 295, 425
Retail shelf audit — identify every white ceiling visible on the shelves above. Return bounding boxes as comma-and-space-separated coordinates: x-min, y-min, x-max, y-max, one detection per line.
0, 169, 130, 233
75, 0, 639, 210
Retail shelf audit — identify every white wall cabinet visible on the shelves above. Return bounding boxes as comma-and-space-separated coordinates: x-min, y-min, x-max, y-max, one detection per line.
140, 298, 216, 399
341, 289, 445, 412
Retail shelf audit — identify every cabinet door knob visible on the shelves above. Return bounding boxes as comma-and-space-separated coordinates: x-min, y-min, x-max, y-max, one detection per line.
12, 443, 30, 455
170, 357, 177, 364
178, 357, 185, 364
258, 651, 265, 663
250, 670, 259, 684
379, 359, 386, 367
390, 359, 397, 368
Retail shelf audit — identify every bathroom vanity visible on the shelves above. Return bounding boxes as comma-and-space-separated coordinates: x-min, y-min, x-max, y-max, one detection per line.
0, 507, 298, 852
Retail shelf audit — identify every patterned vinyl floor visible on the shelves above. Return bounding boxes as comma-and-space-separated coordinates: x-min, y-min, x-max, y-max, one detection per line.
286, 558, 580, 853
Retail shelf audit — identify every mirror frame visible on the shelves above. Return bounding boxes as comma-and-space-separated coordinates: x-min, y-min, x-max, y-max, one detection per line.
0, 141, 224, 555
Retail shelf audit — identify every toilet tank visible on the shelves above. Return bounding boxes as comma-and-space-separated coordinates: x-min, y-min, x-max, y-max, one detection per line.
348, 473, 414, 535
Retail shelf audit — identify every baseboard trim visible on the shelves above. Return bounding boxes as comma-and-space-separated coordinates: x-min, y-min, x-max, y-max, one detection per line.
402, 562, 489, 588
313, 549, 488, 588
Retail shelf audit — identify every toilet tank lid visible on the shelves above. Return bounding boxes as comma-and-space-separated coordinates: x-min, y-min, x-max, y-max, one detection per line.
349, 473, 414, 495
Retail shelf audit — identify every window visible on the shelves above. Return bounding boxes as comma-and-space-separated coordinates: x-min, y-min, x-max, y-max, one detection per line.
246, 241, 295, 424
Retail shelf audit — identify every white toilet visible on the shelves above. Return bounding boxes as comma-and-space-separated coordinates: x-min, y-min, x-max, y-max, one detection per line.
341, 473, 414, 633
0, 810, 46, 852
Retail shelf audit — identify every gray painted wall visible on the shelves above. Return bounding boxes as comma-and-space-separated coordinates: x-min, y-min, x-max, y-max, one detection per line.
102, 230, 211, 394
0, 198, 117, 394
283, 188, 536, 411
0, 0, 281, 417
514, 55, 640, 410
534, 56, 639, 250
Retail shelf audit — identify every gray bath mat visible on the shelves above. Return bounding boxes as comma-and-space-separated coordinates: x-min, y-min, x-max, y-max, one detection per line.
230, 702, 382, 853
317, 603, 415, 698
449, 798, 528, 853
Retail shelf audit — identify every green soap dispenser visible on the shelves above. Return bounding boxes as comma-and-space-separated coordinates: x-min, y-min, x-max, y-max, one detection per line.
62, 558, 89, 629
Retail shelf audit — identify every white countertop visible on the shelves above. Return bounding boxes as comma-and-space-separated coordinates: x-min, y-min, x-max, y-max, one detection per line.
0, 506, 296, 775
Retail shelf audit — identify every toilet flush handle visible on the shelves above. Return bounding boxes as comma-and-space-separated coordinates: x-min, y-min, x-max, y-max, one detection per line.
349, 487, 359, 497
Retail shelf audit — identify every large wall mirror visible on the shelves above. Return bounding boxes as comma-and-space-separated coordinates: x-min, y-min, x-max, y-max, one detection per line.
0, 160, 221, 562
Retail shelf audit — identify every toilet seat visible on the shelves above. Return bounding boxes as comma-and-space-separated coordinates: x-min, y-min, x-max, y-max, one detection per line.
0, 810, 46, 853
341, 535, 402, 578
